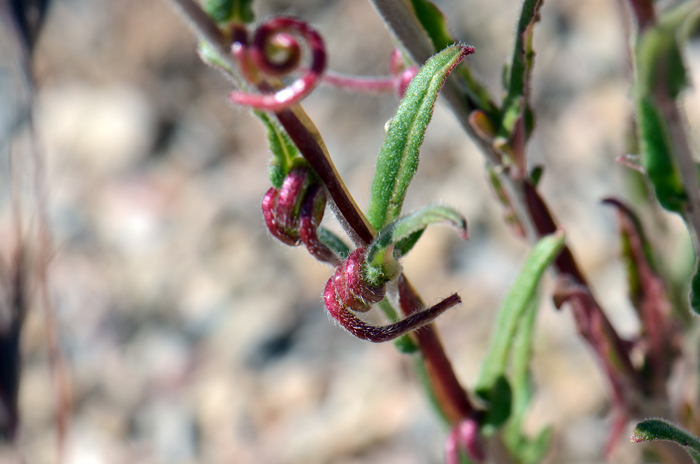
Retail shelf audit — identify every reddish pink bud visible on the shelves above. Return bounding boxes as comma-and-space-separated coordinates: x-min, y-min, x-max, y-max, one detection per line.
262, 187, 300, 246
445, 419, 485, 464
299, 185, 340, 265
276, 168, 310, 232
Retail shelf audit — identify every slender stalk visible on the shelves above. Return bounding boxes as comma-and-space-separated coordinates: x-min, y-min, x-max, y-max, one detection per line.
398, 276, 475, 422
322, 72, 396, 94
166, 0, 478, 425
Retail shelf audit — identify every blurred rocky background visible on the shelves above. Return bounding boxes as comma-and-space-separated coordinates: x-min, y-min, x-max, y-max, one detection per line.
0, 0, 699, 463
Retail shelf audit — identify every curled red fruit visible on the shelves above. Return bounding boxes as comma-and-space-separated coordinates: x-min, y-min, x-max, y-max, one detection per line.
323, 247, 461, 342
229, 16, 327, 111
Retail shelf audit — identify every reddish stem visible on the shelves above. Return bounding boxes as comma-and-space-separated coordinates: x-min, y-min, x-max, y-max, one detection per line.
398, 276, 475, 423
322, 72, 396, 94
627, 0, 656, 31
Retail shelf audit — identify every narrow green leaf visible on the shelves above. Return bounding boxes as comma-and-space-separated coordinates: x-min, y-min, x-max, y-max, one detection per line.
408, 0, 453, 51
367, 45, 471, 230
501, 293, 552, 464
631, 419, 700, 458
317, 227, 350, 260
508, 294, 538, 421
475, 232, 565, 399
480, 375, 512, 432
636, 97, 686, 212
634, 4, 700, 213
364, 204, 468, 286
202, 0, 254, 24
635, 4, 697, 98
497, 0, 543, 145
253, 111, 302, 188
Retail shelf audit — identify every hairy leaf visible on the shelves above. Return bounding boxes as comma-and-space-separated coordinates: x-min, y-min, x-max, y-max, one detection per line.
365, 204, 468, 286
367, 45, 472, 230
202, 0, 254, 24
631, 419, 700, 458
254, 111, 302, 188
475, 232, 565, 405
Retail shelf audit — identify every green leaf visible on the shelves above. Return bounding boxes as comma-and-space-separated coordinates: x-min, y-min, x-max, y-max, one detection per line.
496, 0, 543, 151
202, 0, 254, 24
408, 0, 453, 51
480, 375, 512, 432
253, 110, 302, 188
475, 232, 565, 402
364, 204, 468, 286
501, 293, 552, 464
367, 45, 471, 230
633, 4, 700, 213
631, 419, 700, 458
317, 227, 351, 259
407, 0, 500, 120
636, 97, 686, 212
635, 4, 697, 98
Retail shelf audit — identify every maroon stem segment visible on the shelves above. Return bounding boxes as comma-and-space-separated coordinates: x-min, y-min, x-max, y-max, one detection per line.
398, 276, 475, 422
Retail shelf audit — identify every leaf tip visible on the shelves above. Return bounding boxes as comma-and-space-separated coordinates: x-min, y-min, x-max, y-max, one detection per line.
459, 44, 476, 57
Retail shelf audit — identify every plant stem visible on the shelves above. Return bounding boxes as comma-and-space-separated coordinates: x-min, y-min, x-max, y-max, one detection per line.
370, 0, 642, 402
322, 72, 396, 94
167, 0, 478, 426
398, 276, 475, 422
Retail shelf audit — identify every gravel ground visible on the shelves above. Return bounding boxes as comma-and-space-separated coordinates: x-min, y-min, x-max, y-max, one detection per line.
1, 0, 699, 463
